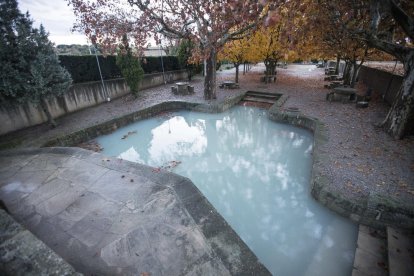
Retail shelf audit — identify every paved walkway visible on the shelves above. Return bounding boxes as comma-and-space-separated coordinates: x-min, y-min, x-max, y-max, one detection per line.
0, 147, 269, 275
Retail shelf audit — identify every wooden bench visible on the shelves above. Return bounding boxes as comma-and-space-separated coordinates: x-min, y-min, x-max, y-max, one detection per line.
324, 81, 343, 89
260, 75, 276, 83
219, 81, 240, 89
326, 87, 357, 103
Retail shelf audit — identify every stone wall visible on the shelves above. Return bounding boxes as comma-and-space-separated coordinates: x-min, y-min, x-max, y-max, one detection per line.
358, 66, 403, 104
0, 70, 187, 135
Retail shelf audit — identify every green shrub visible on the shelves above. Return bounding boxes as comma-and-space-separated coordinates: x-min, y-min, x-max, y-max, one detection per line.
59, 55, 182, 83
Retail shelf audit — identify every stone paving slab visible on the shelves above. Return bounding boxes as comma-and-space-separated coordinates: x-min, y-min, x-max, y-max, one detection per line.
0, 147, 270, 275
0, 209, 79, 275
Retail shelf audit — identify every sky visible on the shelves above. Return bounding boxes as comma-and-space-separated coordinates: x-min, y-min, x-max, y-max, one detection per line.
18, 0, 89, 45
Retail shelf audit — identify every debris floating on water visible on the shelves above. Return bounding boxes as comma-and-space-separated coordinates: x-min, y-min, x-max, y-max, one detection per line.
121, 131, 137, 140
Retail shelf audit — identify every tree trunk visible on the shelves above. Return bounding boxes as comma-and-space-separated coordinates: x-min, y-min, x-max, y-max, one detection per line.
187, 66, 193, 81
343, 61, 352, 85
235, 63, 240, 83
350, 60, 364, 88
350, 61, 357, 88
382, 54, 414, 139
335, 54, 340, 75
40, 99, 57, 128
204, 50, 217, 100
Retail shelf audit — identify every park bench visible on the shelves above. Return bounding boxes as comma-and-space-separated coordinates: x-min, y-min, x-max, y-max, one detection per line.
325, 67, 336, 75
324, 75, 342, 81
324, 81, 344, 89
326, 87, 357, 103
260, 75, 276, 83
219, 81, 240, 89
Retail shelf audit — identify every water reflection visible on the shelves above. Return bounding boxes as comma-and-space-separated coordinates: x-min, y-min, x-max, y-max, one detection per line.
96, 106, 357, 276
148, 116, 207, 165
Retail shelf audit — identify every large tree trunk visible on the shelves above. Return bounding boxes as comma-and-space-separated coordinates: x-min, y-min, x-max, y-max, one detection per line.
40, 99, 57, 128
350, 60, 364, 88
235, 63, 240, 83
204, 50, 217, 100
382, 55, 414, 139
350, 61, 358, 88
343, 61, 352, 85
334, 54, 341, 75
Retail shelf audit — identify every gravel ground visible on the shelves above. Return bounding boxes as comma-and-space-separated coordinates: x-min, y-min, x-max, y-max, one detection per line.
1, 63, 413, 212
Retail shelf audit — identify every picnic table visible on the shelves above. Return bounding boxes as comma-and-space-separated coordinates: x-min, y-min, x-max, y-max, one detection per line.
171, 82, 194, 95
325, 67, 336, 75
219, 81, 240, 89
260, 75, 276, 83
324, 75, 341, 81
326, 87, 357, 103
324, 81, 343, 89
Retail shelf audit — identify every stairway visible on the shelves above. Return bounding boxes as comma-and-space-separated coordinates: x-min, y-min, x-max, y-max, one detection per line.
352, 225, 414, 276
241, 91, 281, 105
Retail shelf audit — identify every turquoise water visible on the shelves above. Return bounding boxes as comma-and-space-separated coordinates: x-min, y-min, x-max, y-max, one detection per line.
96, 106, 358, 276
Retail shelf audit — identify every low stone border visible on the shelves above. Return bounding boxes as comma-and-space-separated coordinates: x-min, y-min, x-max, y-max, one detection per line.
44, 93, 246, 148
267, 100, 414, 229
0, 209, 80, 275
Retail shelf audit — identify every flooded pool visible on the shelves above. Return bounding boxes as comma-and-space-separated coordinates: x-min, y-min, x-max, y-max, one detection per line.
96, 106, 357, 275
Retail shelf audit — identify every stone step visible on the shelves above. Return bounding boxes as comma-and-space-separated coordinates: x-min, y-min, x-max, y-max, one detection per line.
352, 225, 388, 276
245, 92, 279, 99
242, 96, 277, 104
387, 227, 414, 276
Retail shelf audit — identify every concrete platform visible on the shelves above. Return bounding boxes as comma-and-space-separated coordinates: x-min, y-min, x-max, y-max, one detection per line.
387, 227, 414, 276
352, 225, 388, 276
0, 147, 270, 275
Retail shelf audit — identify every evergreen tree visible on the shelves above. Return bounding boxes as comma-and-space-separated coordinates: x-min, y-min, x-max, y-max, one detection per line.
177, 39, 195, 81
0, 0, 72, 127
116, 35, 144, 97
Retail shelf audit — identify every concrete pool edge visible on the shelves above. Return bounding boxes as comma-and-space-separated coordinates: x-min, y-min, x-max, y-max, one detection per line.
43, 94, 245, 148
0, 147, 272, 275
43, 92, 413, 228
267, 102, 414, 229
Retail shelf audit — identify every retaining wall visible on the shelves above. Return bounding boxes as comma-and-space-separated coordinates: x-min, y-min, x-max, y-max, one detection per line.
0, 70, 187, 135
358, 66, 403, 104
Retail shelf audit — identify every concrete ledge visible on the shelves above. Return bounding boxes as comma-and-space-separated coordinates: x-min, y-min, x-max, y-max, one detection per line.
0, 209, 79, 275
43, 94, 246, 148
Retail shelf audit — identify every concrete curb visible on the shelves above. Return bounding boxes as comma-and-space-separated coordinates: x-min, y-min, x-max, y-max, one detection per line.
0, 209, 80, 275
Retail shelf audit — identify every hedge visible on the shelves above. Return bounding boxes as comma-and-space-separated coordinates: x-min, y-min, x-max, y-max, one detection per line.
58, 55, 182, 83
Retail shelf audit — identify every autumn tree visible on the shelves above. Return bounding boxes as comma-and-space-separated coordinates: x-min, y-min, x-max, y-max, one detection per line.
250, 25, 286, 77
219, 37, 251, 83
299, 0, 414, 138
68, 0, 278, 100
